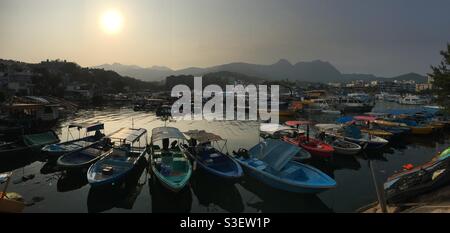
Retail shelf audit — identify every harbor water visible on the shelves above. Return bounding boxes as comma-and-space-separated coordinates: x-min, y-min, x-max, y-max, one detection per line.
2, 101, 449, 213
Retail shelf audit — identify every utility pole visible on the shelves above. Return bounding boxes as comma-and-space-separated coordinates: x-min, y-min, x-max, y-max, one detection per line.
369, 159, 388, 213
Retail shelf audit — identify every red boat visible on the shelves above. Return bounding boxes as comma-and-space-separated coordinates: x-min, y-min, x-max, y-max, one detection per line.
283, 120, 334, 158
282, 135, 334, 159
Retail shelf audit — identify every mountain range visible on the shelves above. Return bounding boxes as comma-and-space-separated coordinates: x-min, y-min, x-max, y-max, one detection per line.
94, 59, 428, 83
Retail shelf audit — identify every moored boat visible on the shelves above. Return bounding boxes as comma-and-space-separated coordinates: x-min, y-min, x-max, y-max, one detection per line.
149, 127, 192, 192
57, 139, 113, 170
0, 172, 25, 213
283, 121, 334, 158
42, 122, 105, 156
182, 130, 243, 179
0, 131, 60, 158
343, 125, 389, 150
232, 139, 336, 193
330, 139, 362, 155
384, 148, 450, 203
87, 128, 148, 187
314, 124, 362, 155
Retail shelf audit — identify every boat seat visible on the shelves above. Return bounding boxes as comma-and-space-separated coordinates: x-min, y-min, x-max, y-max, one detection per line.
248, 159, 267, 170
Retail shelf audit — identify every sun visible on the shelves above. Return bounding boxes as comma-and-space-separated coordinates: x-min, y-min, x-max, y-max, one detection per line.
100, 10, 123, 34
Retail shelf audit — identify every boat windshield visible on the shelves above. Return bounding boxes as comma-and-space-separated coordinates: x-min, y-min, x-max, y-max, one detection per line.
249, 139, 300, 171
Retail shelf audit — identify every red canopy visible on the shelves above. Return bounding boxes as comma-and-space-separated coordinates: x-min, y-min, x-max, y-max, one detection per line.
285, 120, 311, 127
353, 116, 376, 122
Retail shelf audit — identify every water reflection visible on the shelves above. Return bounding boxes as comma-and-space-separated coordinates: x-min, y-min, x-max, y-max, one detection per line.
239, 176, 333, 213
309, 154, 361, 179
87, 158, 147, 213
190, 170, 244, 213
2, 103, 449, 212
57, 172, 88, 192
0, 152, 45, 173
148, 174, 193, 213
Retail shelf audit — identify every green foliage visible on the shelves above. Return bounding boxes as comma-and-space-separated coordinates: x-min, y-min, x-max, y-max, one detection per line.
28, 60, 161, 96
429, 43, 450, 111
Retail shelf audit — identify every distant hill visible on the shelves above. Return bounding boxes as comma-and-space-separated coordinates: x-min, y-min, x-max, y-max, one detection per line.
165, 71, 264, 90
92, 59, 428, 84
389, 73, 427, 83
95, 59, 343, 83
95, 63, 173, 82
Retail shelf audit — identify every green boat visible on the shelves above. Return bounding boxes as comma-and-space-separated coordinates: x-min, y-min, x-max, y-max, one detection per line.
0, 131, 60, 157
149, 127, 192, 192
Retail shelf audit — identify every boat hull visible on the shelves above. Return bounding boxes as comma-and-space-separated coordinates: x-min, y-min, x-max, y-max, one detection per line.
410, 126, 434, 135
0, 193, 25, 213
150, 151, 192, 193
236, 159, 336, 194
183, 148, 243, 180
282, 136, 334, 158
344, 137, 387, 150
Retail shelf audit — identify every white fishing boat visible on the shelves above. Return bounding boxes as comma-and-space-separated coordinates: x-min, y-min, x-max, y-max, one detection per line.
398, 95, 429, 105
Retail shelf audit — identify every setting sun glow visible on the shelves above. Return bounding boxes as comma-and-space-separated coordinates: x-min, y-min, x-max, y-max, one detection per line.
100, 10, 123, 34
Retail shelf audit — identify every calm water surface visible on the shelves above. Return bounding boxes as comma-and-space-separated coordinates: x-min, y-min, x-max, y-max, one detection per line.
2, 101, 449, 213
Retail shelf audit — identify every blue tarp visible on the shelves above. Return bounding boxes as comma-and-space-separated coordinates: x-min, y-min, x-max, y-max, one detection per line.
336, 116, 354, 124
344, 125, 362, 139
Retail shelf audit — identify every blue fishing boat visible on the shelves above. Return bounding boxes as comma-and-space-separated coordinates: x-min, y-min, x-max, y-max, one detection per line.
57, 139, 113, 170
343, 125, 388, 150
87, 128, 148, 187
233, 139, 336, 193
384, 147, 450, 203
181, 130, 243, 179
42, 122, 105, 156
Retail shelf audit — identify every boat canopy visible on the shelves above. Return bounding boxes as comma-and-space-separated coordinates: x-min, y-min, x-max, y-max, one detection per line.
248, 139, 301, 172
183, 130, 223, 143
68, 122, 104, 132
23, 131, 59, 147
354, 116, 376, 122
315, 124, 342, 131
260, 123, 295, 134
285, 121, 311, 127
109, 128, 147, 143
336, 116, 354, 124
151, 127, 186, 142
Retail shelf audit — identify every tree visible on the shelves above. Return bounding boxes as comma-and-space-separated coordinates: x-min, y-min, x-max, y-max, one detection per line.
429, 43, 450, 110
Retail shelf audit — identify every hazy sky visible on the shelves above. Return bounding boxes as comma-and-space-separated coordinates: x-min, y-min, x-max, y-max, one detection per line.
1, 0, 450, 76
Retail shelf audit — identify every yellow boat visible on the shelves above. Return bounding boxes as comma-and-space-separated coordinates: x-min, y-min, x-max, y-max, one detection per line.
1, 172, 25, 213
429, 122, 445, 130
0, 192, 25, 213
409, 126, 434, 135
361, 129, 393, 139
373, 120, 408, 127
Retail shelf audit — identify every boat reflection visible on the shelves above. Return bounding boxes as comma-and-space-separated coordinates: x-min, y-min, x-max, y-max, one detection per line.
190, 170, 244, 213
57, 172, 88, 192
0, 153, 44, 173
40, 160, 60, 175
86, 158, 147, 213
308, 154, 361, 179
238, 176, 333, 213
148, 173, 192, 213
